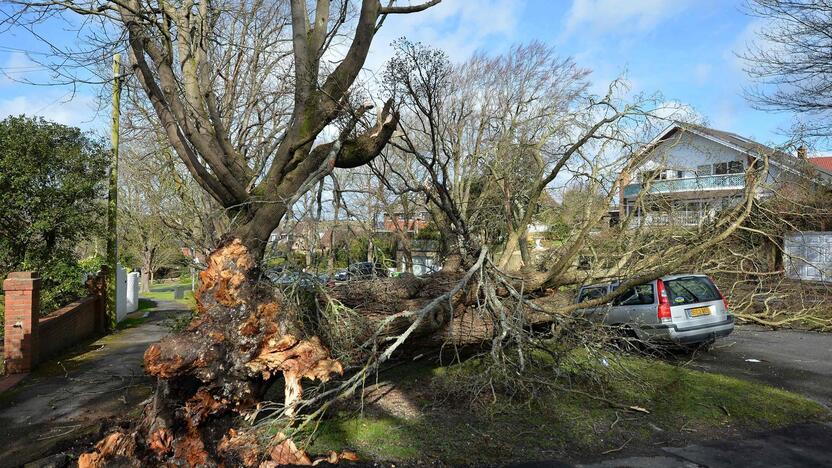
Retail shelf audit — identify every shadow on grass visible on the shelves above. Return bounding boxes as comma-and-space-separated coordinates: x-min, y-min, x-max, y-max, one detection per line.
253, 348, 831, 466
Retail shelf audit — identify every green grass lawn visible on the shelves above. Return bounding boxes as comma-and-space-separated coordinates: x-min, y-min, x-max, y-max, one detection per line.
141, 284, 196, 308
277, 351, 829, 465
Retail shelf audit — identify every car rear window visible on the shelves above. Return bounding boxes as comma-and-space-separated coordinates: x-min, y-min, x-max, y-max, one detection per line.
664, 277, 721, 306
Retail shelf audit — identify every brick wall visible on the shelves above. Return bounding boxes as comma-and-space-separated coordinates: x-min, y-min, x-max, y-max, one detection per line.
38, 296, 99, 362
2, 271, 106, 374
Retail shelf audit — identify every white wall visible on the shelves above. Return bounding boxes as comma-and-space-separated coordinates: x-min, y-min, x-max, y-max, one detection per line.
126, 271, 140, 314
116, 268, 141, 321
639, 132, 747, 179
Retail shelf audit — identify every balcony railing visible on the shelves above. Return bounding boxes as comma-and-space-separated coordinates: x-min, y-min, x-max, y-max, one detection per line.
623, 173, 745, 198
629, 211, 706, 227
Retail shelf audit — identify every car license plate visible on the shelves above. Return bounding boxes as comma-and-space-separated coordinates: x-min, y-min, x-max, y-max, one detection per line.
690, 306, 711, 317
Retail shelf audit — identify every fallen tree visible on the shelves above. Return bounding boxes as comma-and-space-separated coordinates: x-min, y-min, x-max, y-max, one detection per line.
7, 2, 798, 466
6, 0, 446, 465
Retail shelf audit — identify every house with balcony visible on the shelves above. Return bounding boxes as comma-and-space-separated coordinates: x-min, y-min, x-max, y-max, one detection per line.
620, 123, 832, 226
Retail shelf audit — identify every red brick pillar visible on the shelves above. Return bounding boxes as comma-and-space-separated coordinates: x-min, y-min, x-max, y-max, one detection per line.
3, 272, 41, 373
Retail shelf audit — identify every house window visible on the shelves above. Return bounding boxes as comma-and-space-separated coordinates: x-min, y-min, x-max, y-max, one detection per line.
697, 164, 712, 176
714, 160, 743, 175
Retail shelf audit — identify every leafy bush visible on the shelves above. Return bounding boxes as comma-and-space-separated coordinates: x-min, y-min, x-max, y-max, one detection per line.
28, 257, 87, 314
0, 116, 108, 313
78, 254, 106, 275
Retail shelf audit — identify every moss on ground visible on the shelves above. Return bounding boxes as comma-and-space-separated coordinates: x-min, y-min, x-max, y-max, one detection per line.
288, 352, 828, 465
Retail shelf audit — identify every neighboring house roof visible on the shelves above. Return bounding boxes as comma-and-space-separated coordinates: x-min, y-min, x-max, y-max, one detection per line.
643, 122, 832, 180
809, 156, 832, 173
683, 124, 793, 160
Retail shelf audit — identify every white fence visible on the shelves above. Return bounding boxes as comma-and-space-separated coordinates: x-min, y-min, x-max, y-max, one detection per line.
784, 232, 832, 283
115, 264, 140, 322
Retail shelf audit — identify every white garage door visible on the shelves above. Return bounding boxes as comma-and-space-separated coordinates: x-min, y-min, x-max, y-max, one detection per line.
784, 232, 832, 283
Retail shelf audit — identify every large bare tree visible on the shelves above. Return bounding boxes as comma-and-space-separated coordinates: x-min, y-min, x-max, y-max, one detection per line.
742, 0, 832, 140
8, 1, 443, 465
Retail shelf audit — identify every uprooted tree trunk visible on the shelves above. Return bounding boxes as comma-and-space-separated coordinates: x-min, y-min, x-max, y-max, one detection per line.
80, 239, 350, 467
79, 240, 523, 466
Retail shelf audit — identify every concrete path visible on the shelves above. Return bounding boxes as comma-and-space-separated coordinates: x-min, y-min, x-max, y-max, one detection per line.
0, 300, 187, 467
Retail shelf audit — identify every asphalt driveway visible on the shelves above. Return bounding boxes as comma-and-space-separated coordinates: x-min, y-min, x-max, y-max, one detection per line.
678, 324, 832, 407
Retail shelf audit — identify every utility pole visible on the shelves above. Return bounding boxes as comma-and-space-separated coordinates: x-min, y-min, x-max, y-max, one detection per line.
106, 53, 122, 331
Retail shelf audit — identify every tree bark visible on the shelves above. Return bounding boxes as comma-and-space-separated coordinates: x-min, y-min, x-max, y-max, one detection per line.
518, 230, 530, 267
141, 248, 154, 293
140, 269, 150, 294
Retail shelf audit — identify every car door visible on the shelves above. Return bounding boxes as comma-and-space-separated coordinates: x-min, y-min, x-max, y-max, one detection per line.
611, 283, 657, 328
576, 285, 611, 321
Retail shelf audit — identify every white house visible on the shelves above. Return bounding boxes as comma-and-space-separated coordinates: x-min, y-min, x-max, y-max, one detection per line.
619, 123, 832, 283
620, 123, 832, 226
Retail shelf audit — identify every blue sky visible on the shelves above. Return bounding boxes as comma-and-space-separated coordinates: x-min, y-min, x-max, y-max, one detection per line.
0, 0, 822, 150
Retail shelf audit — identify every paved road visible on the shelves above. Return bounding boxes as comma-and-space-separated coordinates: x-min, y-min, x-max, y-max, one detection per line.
518, 325, 832, 468
0, 300, 186, 467
680, 325, 832, 408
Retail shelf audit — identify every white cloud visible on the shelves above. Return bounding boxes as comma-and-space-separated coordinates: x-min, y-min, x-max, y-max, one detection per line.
712, 100, 738, 130
727, 17, 786, 75
653, 100, 702, 124
0, 52, 40, 87
365, 0, 523, 73
563, 0, 693, 38
0, 92, 102, 130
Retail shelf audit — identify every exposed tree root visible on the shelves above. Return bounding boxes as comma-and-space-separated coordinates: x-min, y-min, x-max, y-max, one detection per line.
79, 239, 346, 466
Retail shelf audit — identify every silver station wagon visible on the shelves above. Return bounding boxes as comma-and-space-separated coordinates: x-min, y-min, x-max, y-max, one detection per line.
575, 274, 734, 346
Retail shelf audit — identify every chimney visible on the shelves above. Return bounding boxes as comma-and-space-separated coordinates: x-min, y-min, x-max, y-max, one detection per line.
797, 145, 808, 160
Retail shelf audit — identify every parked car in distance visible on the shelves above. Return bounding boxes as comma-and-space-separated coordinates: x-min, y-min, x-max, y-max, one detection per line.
575, 274, 734, 347
333, 262, 389, 281
264, 269, 325, 289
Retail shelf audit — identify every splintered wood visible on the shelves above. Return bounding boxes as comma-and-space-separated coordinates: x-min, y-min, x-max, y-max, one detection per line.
79, 238, 345, 466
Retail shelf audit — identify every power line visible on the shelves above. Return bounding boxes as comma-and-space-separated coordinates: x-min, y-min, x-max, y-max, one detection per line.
0, 45, 54, 56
